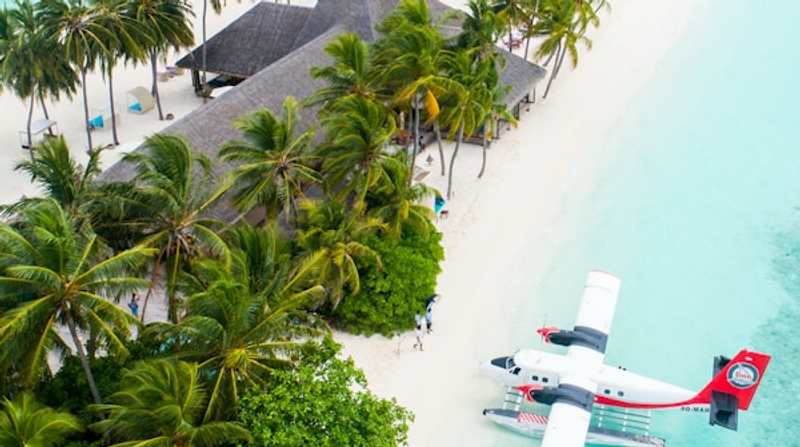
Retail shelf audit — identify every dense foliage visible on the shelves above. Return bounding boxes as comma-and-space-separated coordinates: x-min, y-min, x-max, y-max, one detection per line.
39, 355, 124, 421
238, 339, 413, 447
331, 224, 444, 335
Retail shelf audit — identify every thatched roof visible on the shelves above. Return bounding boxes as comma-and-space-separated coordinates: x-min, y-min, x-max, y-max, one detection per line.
499, 49, 548, 106
99, 0, 547, 223
175, 2, 313, 77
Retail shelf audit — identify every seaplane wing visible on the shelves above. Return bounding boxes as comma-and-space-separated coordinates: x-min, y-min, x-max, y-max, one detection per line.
537, 270, 621, 360
538, 374, 597, 447
537, 271, 621, 447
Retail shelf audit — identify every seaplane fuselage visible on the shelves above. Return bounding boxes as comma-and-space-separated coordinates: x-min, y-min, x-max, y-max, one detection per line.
481, 347, 710, 411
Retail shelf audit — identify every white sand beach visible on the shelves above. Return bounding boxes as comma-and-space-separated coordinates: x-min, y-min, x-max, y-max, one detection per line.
1, 0, 694, 445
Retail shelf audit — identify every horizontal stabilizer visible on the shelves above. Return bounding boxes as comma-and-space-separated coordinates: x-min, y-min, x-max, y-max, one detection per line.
710, 390, 738, 431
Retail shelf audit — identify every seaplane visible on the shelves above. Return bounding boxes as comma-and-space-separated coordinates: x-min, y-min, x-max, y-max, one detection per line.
479, 270, 770, 447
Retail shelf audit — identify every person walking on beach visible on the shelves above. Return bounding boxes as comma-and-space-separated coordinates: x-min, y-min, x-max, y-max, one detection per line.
413, 323, 424, 351
128, 293, 139, 317
425, 294, 438, 334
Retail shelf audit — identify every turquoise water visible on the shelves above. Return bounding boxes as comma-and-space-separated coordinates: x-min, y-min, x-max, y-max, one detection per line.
501, 1, 800, 446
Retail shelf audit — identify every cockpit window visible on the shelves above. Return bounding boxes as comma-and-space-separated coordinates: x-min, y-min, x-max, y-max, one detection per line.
506, 357, 517, 370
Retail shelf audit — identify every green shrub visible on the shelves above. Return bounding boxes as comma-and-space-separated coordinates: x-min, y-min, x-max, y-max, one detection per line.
238, 338, 412, 447
38, 355, 124, 426
330, 224, 444, 335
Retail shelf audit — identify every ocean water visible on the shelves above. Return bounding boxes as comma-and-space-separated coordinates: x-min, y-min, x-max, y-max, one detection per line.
498, 1, 800, 446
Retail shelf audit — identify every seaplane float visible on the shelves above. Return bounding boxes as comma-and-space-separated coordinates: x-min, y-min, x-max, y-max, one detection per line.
479, 270, 770, 447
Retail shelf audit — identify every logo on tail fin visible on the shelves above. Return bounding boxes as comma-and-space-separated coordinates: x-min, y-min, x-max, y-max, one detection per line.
727, 363, 758, 389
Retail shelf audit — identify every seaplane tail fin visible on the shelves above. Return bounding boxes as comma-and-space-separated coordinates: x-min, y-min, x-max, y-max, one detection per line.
691, 349, 770, 431
699, 349, 771, 411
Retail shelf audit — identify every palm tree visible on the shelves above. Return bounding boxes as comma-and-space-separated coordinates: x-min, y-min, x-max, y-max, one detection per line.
126, 0, 193, 120
531, 0, 593, 98
373, 0, 453, 170
574, 0, 605, 32
0, 393, 83, 447
458, 0, 513, 178
37, 0, 111, 150
219, 97, 321, 224
0, 199, 153, 403
146, 225, 326, 420
0, 0, 77, 154
91, 359, 251, 446
365, 151, 435, 241
478, 82, 515, 178
319, 96, 403, 205
306, 33, 381, 111
119, 133, 230, 323
459, 0, 505, 63
10, 135, 103, 218
438, 49, 491, 199
92, 0, 148, 145
295, 199, 384, 308
492, 0, 529, 52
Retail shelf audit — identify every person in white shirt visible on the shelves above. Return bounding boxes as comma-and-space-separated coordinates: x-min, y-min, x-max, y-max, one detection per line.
425, 294, 438, 333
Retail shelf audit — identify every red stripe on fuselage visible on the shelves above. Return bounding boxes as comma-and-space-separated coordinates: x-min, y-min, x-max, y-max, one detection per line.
594, 394, 708, 410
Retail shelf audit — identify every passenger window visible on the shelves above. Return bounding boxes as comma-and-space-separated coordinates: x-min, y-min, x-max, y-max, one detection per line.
531, 375, 539, 381
542, 377, 549, 383
604, 389, 610, 395
617, 391, 624, 397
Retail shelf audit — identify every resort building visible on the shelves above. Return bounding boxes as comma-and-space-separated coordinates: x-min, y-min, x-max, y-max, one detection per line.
100, 0, 546, 223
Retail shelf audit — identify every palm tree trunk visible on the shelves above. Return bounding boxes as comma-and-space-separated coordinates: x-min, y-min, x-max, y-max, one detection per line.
446, 122, 465, 199
524, 36, 531, 60
201, 0, 209, 104
81, 68, 94, 150
525, 2, 538, 60
65, 311, 103, 405
411, 95, 420, 171
140, 251, 164, 323
478, 118, 490, 178
25, 94, 35, 159
433, 121, 446, 176
39, 97, 51, 122
542, 42, 564, 99
108, 68, 120, 145
151, 50, 165, 120
166, 256, 182, 323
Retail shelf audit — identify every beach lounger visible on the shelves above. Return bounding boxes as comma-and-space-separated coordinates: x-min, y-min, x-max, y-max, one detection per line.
126, 87, 155, 115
